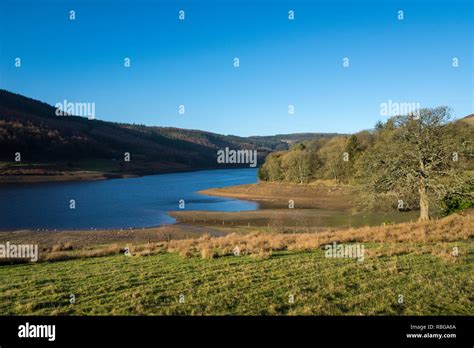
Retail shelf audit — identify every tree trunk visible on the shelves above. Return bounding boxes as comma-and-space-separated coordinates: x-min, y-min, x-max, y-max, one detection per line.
418, 184, 430, 221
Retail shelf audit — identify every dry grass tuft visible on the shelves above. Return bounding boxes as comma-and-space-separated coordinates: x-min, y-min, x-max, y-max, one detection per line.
200, 246, 217, 259
164, 213, 473, 260
44, 243, 123, 262
51, 242, 74, 252
7, 212, 470, 264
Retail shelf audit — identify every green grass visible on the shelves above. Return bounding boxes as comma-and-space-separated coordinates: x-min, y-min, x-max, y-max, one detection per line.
0, 241, 472, 316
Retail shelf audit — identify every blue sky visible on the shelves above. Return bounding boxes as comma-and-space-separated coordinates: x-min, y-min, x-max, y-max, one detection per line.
0, 0, 472, 136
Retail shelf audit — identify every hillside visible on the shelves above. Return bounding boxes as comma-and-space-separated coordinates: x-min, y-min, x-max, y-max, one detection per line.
461, 114, 474, 126
0, 90, 340, 181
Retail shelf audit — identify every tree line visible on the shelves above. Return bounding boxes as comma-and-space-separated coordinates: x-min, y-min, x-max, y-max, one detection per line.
258, 107, 474, 220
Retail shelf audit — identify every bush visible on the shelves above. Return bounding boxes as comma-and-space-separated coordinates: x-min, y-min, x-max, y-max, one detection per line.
442, 194, 474, 215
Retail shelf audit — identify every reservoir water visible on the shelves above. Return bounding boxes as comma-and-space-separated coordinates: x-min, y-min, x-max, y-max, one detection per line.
0, 168, 258, 230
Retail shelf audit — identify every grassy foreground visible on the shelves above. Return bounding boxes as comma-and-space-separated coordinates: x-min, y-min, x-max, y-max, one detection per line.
0, 244, 471, 315
0, 214, 472, 316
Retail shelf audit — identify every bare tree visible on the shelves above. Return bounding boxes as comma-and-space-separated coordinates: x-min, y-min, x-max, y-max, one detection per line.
361, 107, 467, 221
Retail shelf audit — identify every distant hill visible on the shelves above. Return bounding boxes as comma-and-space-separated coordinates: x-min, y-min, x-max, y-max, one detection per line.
247, 133, 342, 150
460, 114, 474, 126
0, 89, 340, 178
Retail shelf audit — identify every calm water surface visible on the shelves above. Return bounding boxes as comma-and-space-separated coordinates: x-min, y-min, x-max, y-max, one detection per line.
0, 168, 258, 230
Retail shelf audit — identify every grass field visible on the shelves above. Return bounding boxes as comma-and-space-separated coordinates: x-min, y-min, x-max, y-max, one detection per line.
0, 241, 471, 315
0, 213, 472, 316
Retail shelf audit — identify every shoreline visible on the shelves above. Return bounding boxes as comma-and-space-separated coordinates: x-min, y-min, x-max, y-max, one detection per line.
0, 180, 419, 234
198, 182, 356, 210
171, 182, 418, 230
0, 181, 419, 258
0, 166, 257, 185
0, 171, 137, 185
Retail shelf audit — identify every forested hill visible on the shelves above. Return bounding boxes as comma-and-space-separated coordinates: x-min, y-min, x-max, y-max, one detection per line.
0, 89, 339, 175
